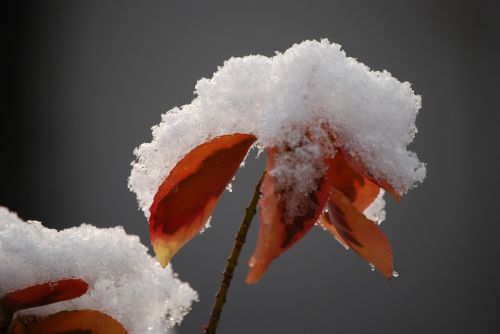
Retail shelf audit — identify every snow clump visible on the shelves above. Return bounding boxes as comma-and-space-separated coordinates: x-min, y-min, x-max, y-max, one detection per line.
0, 207, 198, 334
129, 39, 426, 219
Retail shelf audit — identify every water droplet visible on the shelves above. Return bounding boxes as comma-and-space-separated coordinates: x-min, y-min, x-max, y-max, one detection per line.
392, 270, 399, 278
369, 263, 375, 271
226, 183, 233, 192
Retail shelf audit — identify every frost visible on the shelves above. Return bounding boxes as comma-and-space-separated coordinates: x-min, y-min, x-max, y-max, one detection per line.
129, 39, 426, 217
0, 207, 198, 334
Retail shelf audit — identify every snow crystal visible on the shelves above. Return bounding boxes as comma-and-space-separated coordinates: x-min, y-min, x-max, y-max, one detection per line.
129, 39, 426, 217
0, 207, 197, 334
363, 190, 387, 225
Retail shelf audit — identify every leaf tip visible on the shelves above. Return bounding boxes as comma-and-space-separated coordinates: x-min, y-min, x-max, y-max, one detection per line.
152, 239, 177, 267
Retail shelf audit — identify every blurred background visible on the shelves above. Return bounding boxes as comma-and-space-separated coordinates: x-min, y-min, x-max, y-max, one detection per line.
2, 1, 499, 333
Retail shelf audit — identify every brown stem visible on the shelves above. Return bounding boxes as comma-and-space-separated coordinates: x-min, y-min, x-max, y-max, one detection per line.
204, 172, 265, 334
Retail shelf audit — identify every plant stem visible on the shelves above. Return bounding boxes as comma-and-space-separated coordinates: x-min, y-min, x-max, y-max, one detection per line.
204, 172, 265, 334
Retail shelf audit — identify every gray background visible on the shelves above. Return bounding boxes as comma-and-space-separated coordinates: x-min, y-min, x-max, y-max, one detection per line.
3, 1, 499, 333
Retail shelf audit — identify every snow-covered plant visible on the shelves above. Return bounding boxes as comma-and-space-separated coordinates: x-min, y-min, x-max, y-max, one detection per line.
1, 39, 426, 334
0, 207, 197, 333
129, 39, 426, 333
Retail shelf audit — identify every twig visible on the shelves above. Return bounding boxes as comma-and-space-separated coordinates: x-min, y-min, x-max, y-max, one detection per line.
204, 171, 265, 334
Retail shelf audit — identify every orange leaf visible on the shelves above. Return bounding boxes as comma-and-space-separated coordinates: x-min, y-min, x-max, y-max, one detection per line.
246, 149, 331, 283
21, 310, 127, 334
328, 151, 381, 212
320, 151, 383, 249
334, 147, 401, 201
327, 188, 393, 279
1, 279, 88, 312
149, 133, 256, 266
317, 212, 349, 249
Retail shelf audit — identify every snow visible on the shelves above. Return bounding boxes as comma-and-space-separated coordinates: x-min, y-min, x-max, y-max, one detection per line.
363, 189, 387, 225
129, 39, 426, 218
0, 207, 197, 334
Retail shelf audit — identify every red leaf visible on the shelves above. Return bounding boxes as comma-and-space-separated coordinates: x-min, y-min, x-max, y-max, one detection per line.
320, 125, 399, 200
328, 151, 381, 212
246, 149, 331, 283
149, 133, 256, 266
20, 310, 127, 334
319, 150, 382, 249
317, 212, 349, 249
1, 279, 88, 312
327, 188, 393, 279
